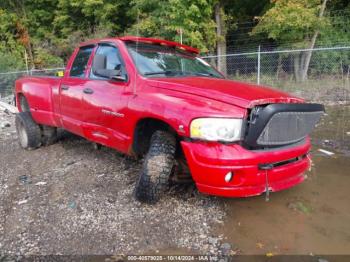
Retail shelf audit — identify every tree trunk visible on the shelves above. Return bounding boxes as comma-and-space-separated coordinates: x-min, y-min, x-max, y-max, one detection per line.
294, 54, 302, 82
215, 2, 227, 76
301, 0, 328, 81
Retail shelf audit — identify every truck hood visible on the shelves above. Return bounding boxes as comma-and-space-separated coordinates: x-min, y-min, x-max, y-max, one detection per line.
146, 77, 303, 108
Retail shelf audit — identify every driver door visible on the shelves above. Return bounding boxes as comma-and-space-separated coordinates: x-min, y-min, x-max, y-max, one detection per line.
59, 45, 94, 136
81, 43, 131, 152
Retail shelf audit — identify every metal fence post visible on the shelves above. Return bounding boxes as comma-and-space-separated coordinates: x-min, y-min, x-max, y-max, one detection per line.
257, 45, 261, 85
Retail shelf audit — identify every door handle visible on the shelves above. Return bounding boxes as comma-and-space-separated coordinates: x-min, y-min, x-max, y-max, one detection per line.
61, 85, 69, 91
83, 88, 94, 95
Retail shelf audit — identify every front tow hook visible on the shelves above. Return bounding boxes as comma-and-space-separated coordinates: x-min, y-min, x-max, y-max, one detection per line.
259, 164, 274, 202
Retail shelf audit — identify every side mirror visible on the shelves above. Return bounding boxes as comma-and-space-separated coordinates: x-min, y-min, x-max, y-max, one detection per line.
92, 54, 127, 81
94, 69, 127, 82
111, 74, 127, 82
94, 68, 121, 78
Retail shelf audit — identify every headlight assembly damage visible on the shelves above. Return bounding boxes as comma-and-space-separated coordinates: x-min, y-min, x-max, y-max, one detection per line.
190, 118, 243, 142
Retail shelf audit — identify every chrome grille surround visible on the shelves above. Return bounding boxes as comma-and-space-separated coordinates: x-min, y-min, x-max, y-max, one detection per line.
257, 111, 324, 146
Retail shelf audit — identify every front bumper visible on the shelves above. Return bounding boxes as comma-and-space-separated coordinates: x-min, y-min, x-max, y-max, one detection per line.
181, 138, 311, 197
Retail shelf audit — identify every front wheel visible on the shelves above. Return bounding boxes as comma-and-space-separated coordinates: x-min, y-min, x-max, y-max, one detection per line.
134, 130, 176, 204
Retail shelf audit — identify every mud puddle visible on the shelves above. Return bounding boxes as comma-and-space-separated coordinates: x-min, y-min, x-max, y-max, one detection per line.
313, 104, 350, 155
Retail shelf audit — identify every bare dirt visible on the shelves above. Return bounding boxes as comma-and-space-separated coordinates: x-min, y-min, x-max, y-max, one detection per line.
0, 103, 349, 256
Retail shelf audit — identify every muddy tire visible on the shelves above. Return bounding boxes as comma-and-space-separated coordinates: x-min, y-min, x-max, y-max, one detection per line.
15, 112, 41, 150
40, 125, 57, 146
135, 130, 176, 204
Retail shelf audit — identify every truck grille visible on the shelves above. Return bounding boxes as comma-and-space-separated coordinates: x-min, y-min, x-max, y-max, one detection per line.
244, 103, 325, 148
257, 111, 324, 145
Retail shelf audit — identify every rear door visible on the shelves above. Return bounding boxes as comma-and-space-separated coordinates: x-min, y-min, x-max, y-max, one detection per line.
81, 43, 131, 152
59, 45, 94, 136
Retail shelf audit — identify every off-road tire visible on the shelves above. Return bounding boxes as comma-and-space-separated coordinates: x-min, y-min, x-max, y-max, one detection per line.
40, 125, 57, 146
15, 112, 41, 150
135, 130, 176, 204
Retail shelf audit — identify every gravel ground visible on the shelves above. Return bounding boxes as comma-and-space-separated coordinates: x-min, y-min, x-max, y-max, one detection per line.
0, 105, 227, 256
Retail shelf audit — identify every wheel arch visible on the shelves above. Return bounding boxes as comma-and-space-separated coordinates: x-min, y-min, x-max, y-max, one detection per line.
132, 117, 180, 156
16, 93, 30, 112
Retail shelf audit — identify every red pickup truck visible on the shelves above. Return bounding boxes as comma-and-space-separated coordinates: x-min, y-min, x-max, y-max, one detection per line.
15, 36, 324, 203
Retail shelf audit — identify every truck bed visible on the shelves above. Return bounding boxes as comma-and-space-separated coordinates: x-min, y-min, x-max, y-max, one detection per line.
16, 76, 62, 127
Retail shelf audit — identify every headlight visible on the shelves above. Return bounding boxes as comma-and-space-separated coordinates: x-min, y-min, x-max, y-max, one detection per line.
190, 118, 243, 142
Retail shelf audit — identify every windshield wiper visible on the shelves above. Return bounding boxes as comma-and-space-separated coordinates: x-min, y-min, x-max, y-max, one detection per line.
184, 71, 222, 78
191, 72, 215, 77
144, 70, 221, 78
144, 70, 183, 76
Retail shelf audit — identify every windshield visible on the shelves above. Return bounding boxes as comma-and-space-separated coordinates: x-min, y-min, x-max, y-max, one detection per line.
126, 42, 224, 79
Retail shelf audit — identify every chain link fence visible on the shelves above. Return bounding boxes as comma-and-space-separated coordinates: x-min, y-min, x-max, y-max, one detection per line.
203, 46, 350, 103
1, 46, 350, 103
0, 49, 348, 154
0, 68, 64, 98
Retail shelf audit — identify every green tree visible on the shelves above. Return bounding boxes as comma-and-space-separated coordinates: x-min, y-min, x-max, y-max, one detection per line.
51, 0, 132, 60
0, 0, 64, 69
0, 8, 27, 71
128, 0, 217, 53
311, 2, 350, 75
252, 0, 329, 81
53, 0, 131, 37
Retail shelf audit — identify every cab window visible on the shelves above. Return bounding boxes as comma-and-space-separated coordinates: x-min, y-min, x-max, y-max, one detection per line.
70, 46, 94, 78
90, 44, 126, 79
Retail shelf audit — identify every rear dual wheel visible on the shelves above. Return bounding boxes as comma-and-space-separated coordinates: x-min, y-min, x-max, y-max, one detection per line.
15, 112, 57, 150
40, 125, 58, 146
